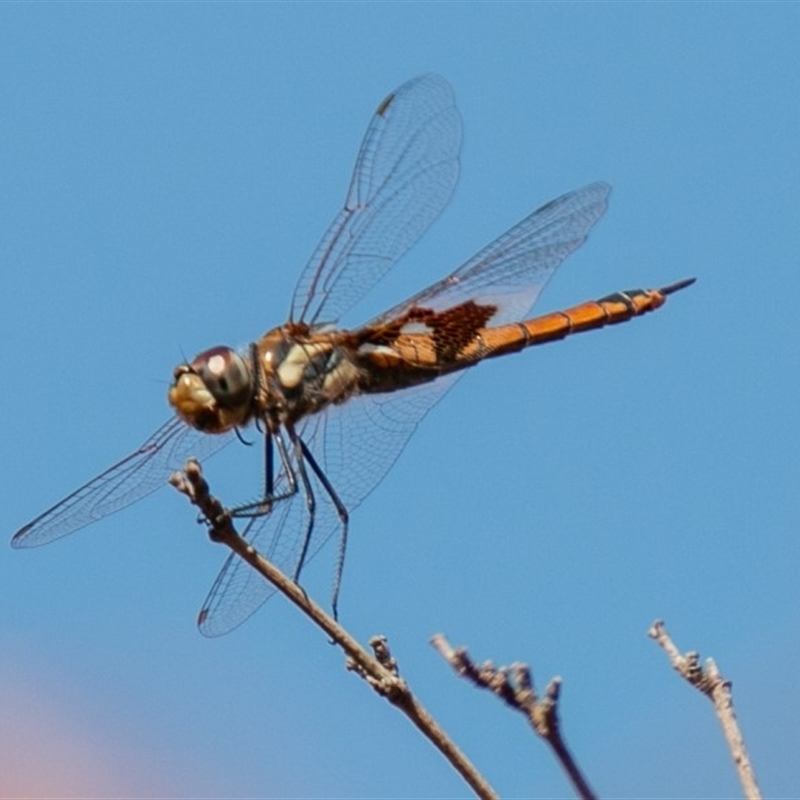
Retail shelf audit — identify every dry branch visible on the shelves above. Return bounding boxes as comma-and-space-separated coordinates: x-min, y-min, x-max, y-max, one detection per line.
648, 620, 761, 800
431, 634, 596, 800
170, 458, 496, 800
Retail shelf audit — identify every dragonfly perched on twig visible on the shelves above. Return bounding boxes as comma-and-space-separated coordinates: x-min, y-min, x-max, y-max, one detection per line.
12, 74, 693, 636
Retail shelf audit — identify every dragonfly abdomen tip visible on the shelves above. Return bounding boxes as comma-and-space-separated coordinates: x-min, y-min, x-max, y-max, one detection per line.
660, 277, 696, 295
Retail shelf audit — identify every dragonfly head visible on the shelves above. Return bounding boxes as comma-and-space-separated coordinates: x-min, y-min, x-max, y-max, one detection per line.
169, 346, 253, 433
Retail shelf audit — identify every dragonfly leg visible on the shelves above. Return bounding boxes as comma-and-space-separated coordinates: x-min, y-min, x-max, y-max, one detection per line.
286, 426, 316, 583
298, 438, 349, 621
228, 430, 299, 518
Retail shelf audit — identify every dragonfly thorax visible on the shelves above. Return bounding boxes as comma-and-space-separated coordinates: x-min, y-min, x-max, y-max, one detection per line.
257, 325, 363, 423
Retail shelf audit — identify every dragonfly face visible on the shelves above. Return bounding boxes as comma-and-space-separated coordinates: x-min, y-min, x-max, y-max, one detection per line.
169, 346, 254, 434
12, 73, 694, 636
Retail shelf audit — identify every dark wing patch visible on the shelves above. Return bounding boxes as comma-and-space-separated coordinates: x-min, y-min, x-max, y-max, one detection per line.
422, 300, 497, 362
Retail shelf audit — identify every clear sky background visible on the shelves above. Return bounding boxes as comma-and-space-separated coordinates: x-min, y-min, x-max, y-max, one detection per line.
1, 4, 798, 799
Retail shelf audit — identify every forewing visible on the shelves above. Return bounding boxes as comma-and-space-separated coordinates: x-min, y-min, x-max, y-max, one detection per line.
12, 418, 234, 548
291, 73, 461, 326
197, 375, 459, 637
371, 181, 611, 327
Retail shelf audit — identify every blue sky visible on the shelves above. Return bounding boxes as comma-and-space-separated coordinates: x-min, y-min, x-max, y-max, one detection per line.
1, 3, 798, 798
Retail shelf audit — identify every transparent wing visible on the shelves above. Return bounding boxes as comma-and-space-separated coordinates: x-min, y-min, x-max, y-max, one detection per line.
198, 184, 613, 636
291, 73, 461, 326
371, 181, 611, 327
12, 418, 234, 548
197, 374, 459, 637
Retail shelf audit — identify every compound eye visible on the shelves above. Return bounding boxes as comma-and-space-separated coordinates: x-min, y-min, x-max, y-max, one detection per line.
192, 346, 251, 408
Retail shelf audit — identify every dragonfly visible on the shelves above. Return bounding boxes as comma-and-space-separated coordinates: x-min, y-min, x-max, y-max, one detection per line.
12, 74, 693, 637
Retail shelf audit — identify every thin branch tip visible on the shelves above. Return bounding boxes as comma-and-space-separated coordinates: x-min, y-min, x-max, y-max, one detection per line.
431, 634, 595, 800
649, 620, 761, 800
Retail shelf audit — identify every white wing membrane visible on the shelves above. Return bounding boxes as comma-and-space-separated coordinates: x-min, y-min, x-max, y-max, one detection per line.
12, 418, 234, 548
371, 181, 611, 327
291, 74, 462, 325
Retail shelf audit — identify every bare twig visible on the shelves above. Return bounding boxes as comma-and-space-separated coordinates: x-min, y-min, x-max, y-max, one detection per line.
648, 620, 761, 800
170, 459, 497, 800
431, 634, 596, 800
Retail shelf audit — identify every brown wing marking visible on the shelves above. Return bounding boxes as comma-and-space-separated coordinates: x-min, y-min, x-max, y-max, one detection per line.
353, 280, 693, 393
361, 300, 497, 364
423, 300, 498, 362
